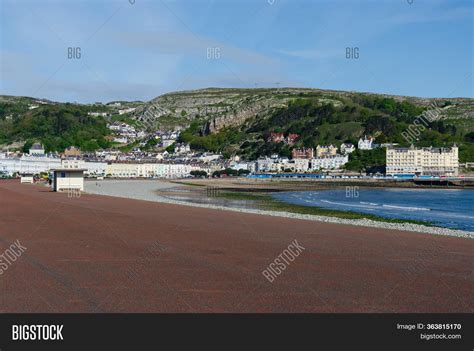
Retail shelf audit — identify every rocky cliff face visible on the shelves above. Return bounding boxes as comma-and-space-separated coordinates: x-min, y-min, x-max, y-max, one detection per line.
131, 88, 474, 133
133, 88, 308, 132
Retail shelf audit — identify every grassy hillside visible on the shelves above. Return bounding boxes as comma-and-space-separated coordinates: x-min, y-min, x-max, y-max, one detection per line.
0, 97, 113, 152
0, 96, 144, 152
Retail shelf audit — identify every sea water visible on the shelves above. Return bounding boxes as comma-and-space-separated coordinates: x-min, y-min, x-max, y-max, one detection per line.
272, 188, 474, 231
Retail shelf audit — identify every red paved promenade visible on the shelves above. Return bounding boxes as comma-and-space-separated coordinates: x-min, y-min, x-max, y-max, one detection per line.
0, 180, 472, 312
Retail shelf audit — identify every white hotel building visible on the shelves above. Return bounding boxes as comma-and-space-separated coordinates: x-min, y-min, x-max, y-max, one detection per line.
103, 162, 202, 178
386, 145, 459, 176
0, 153, 61, 175
1, 154, 207, 179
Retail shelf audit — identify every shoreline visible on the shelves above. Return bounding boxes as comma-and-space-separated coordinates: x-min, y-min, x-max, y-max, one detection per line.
84, 179, 474, 239
171, 177, 474, 190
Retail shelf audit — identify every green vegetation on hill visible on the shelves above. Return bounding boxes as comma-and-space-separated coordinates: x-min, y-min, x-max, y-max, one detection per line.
178, 120, 247, 158
0, 102, 112, 152
344, 148, 386, 173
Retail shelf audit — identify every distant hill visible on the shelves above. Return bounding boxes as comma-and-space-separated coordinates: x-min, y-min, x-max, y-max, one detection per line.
1, 88, 473, 164
131, 88, 474, 163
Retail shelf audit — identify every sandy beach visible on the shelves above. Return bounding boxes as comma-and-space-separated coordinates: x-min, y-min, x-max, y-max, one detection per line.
0, 179, 473, 313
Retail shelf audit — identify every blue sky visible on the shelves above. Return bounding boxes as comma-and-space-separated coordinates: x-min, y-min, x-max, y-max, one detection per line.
1, 0, 472, 103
